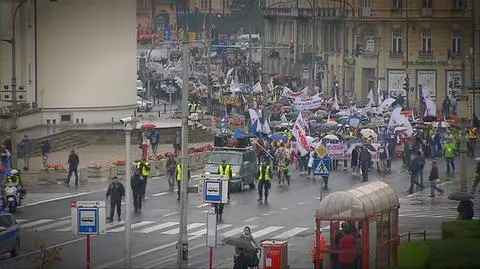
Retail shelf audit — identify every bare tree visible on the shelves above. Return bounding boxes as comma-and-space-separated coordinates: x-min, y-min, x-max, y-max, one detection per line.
26, 237, 62, 269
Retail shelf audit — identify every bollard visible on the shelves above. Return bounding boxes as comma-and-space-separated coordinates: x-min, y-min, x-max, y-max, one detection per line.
164, 103, 167, 113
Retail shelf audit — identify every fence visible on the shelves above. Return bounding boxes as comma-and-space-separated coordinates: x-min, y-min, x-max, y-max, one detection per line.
399, 231, 427, 243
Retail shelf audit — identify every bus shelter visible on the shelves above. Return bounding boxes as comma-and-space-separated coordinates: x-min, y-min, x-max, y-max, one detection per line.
314, 181, 400, 269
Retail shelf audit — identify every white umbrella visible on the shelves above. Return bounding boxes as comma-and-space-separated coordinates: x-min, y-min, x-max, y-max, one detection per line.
323, 134, 339, 141
360, 128, 378, 138
432, 121, 450, 128
394, 126, 408, 132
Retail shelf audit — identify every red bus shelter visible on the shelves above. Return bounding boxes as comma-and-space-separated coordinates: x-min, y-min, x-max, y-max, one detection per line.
314, 181, 400, 269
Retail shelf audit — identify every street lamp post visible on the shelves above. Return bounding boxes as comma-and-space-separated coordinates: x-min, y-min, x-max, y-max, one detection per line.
123, 120, 133, 268
459, 118, 469, 192
1, 0, 30, 169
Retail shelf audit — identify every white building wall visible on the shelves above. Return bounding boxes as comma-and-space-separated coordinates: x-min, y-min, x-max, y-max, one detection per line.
36, 0, 137, 125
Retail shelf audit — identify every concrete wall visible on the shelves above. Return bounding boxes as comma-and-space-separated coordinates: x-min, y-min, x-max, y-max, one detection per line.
36, 0, 137, 124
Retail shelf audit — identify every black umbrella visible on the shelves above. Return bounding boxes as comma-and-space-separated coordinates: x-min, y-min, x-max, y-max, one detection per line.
448, 191, 474, 202
222, 237, 255, 250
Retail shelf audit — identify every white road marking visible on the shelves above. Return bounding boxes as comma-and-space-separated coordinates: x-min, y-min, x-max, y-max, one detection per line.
161, 223, 205, 235
152, 192, 169, 197
108, 221, 155, 232
221, 225, 258, 238
272, 227, 309, 239
21, 219, 54, 228
15, 219, 27, 223
298, 202, 306, 205
280, 207, 289, 210
164, 211, 178, 217
242, 217, 258, 222
261, 213, 270, 216
32, 219, 71, 232
137, 222, 179, 234
251, 226, 284, 238
19, 190, 104, 208
188, 224, 232, 236
59, 216, 70, 220
196, 203, 209, 208
55, 226, 72, 232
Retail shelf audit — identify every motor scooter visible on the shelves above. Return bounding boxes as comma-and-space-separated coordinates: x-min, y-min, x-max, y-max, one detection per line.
4, 183, 19, 213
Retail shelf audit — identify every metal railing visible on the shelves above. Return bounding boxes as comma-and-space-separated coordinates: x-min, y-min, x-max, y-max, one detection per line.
399, 230, 427, 242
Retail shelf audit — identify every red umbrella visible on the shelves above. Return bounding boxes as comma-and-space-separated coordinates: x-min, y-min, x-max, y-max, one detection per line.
141, 123, 157, 129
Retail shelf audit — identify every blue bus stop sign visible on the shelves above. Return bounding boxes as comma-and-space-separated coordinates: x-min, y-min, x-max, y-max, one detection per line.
204, 180, 222, 203
313, 157, 332, 176
77, 208, 99, 235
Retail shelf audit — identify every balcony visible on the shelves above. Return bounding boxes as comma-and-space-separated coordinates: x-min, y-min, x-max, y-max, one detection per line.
421, 8, 433, 17
419, 50, 434, 57
297, 7, 346, 20
389, 50, 404, 58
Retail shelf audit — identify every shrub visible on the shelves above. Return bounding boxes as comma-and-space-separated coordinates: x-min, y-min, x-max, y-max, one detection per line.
426, 238, 480, 269
441, 220, 480, 239
398, 241, 428, 269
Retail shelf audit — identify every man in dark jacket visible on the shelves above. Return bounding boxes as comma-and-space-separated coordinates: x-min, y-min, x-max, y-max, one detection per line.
166, 155, 177, 192
408, 153, 424, 194
66, 149, 80, 186
131, 169, 144, 212
359, 147, 371, 182
233, 247, 249, 269
428, 159, 444, 197
106, 176, 125, 222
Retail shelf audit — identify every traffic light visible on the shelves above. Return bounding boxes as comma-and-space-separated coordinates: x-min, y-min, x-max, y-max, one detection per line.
289, 40, 294, 54
403, 76, 410, 92
355, 44, 363, 57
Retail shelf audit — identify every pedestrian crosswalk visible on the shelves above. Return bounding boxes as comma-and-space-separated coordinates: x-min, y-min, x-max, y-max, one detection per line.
18, 216, 311, 240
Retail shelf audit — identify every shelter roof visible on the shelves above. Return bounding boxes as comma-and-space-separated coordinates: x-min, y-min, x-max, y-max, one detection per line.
315, 181, 399, 219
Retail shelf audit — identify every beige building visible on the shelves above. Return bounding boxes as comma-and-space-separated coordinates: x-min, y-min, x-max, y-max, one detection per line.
264, 0, 480, 117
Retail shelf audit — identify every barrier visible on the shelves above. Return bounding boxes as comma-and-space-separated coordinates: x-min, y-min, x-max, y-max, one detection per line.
116, 164, 126, 176
38, 169, 67, 183
87, 167, 103, 178
156, 159, 166, 175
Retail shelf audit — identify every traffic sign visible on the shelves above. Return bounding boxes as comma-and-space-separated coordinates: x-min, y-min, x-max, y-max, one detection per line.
71, 201, 106, 235
204, 180, 229, 203
313, 157, 332, 176
316, 146, 329, 158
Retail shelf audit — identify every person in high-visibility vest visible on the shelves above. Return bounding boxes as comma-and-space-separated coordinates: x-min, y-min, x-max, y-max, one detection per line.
218, 160, 233, 200
468, 127, 477, 157
257, 161, 272, 203
136, 158, 151, 200
176, 163, 190, 201
311, 231, 327, 269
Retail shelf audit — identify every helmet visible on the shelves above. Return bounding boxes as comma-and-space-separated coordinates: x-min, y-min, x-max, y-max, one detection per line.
10, 169, 18, 175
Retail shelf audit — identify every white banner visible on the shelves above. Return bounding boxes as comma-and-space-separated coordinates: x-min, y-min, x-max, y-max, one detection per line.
417, 70, 436, 100
282, 86, 308, 99
293, 94, 322, 110
388, 70, 407, 98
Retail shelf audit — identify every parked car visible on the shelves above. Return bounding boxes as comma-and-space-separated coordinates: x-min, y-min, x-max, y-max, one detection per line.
136, 96, 153, 112
0, 213, 20, 258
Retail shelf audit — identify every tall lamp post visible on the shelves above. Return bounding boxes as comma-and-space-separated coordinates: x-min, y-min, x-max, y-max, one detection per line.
1, 0, 31, 169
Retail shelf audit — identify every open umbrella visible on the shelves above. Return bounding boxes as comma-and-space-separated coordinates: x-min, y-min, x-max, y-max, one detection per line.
448, 191, 474, 201
323, 134, 339, 141
433, 121, 450, 128
269, 132, 288, 142
141, 123, 157, 129
394, 126, 408, 132
360, 128, 377, 138
222, 237, 255, 250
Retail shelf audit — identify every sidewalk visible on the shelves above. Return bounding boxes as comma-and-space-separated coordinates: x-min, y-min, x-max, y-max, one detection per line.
21, 142, 209, 189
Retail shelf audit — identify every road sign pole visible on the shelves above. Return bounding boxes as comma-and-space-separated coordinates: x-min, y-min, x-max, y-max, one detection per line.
86, 234, 91, 269
209, 246, 213, 269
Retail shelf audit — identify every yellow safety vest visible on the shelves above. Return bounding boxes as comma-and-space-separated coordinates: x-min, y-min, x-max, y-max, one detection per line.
176, 164, 182, 181
258, 166, 271, 181
137, 161, 150, 177
219, 164, 231, 179
469, 128, 477, 140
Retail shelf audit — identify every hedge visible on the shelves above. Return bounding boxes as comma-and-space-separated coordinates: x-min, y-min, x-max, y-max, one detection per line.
426, 239, 480, 269
441, 220, 480, 239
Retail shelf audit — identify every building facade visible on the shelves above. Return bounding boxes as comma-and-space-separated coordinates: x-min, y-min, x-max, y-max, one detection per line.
1, 0, 137, 128
351, 0, 479, 117
263, 0, 480, 117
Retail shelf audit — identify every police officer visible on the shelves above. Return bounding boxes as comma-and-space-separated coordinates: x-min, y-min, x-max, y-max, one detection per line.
218, 159, 232, 200
106, 176, 125, 222
176, 163, 191, 201
6, 169, 22, 186
131, 168, 144, 212
136, 158, 151, 200
257, 161, 272, 203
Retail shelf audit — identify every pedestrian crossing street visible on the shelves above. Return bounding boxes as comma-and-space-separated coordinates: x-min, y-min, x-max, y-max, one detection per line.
16, 217, 311, 240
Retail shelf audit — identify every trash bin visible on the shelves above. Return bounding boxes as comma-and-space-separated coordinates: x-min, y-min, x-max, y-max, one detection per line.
261, 240, 288, 269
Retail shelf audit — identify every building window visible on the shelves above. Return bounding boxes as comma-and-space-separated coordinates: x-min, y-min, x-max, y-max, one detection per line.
452, 0, 465, 9
392, 30, 403, 55
420, 29, 432, 56
201, 0, 209, 8
422, 0, 432, 8
451, 31, 462, 55
392, 0, 403, 9
364, 31, 376, 55
363, 0, 371, 8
